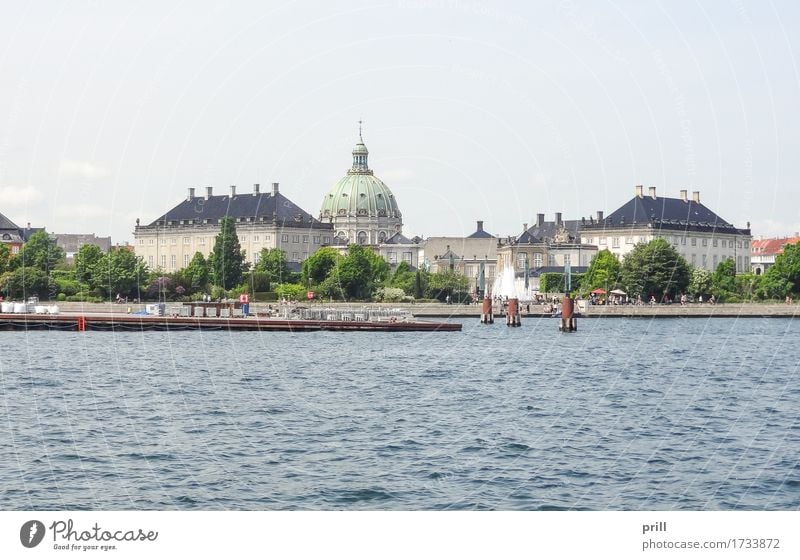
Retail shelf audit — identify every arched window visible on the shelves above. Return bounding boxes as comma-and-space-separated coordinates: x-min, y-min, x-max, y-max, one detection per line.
357, 231, 367, 245
378, 231, 386, 243
336, 231, 346, 240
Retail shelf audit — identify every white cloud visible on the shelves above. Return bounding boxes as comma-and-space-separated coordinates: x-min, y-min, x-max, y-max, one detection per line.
58, 159, 109, 180
0, 185, 44, 207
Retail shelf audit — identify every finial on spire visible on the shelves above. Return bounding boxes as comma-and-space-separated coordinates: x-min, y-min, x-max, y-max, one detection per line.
358, 119, 363, 142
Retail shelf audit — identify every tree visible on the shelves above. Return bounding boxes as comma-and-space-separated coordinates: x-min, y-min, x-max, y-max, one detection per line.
274, 282, 307, 301
334, 244, 389, 300
427, 270, 470, 302
16, 231, 65, 271
387, 261, 417, 295
0, 243, 10, 274
255, 247, 290, 285
688, 267, 712, 298
184, 251, 210, 291
619, 238, 690, 300
74, 244, 105, 285
92, 249, 148, 299
760, 241, 800, 299
414, 269, 425, 299
301, 247, 339, 286
711, 258, 737, 300
580, 249, 621, 293
0, 267, 52, 299
208, 216, 245, 290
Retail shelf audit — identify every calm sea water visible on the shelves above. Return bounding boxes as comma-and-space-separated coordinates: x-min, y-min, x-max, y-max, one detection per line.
1, 317, 799, 510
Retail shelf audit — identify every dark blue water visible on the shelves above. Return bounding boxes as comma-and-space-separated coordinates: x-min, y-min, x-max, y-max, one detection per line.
1, 317, 799, 510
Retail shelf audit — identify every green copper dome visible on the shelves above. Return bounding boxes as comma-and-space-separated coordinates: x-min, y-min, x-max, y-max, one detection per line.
320, 137, 402, 220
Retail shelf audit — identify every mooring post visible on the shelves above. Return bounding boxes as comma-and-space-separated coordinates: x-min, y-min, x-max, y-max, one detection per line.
560, 293, 575, 332
506, 297, 521, 327
480, 296, 494, 324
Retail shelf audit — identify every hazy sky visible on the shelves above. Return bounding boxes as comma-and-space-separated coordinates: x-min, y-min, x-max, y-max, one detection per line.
1, 1, 798, 244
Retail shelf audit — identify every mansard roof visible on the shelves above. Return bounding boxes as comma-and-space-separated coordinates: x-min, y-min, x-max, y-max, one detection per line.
382, 232, 415, 245
145, 191, 331, 229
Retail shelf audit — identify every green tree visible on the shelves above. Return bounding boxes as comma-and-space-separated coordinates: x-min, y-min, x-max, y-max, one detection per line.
387, 261, 417, 295
734, 273, 761, 301
92, 249, 148, 299
255, 247, 291, 285
208, 216, 245, 290
301, 247, 339, 286
711, 258, 737, 300
74, 244, 105, 286
16, 231, 65, 271
274, 282, 307, 301
184, 251, 210, 291
0, 267, 52, 299
580, 249, 621, 294
688, 267, 712, 298
414, 269, 425, 299
427, 270, 470, 302
760, 241, 800, 299
0, 243, 10, 274
334, 244, 389, 300
619, 238, 690, 300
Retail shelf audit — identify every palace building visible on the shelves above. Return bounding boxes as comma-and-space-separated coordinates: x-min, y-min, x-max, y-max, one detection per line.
133, 182, 333, 271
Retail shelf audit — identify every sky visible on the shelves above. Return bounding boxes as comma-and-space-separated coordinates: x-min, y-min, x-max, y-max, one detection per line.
1, 0, 799, 244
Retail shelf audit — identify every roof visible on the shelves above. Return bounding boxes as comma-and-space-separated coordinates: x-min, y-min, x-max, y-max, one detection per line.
751, 236, 800, 256
54, 233, 113, 253
584, 195, 747, 234
0, 211, 20, 231
502, 219, 580, 246
382, 232, 416, 245
145, 192, 330, 229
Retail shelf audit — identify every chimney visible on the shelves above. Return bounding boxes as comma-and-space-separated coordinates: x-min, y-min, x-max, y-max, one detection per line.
476, 220, 484, 233
253, 183, 260, 195
206, 186, 213, 199
230, 185, 236, 197
537, 213, 545, 226
680, 189, 687, 202
555, 212, 562, 225
648, 186, 657, 199
523, 223, 527, 232
187, 187, 195, 201
597, 210, 604, 222
272, 182, 280, 196
692, 191, 700, 203
635, 185, 643, 198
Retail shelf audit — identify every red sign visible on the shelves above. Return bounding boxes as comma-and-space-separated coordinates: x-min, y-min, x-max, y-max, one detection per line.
239, 293, 250, 303
307, 291, 315, 300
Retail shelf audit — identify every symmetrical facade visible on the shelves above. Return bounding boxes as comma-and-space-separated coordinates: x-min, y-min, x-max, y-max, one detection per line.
133, 183, 333, 272
422, 221, 498, 294
580, 186, 752, 272
319, 132, 403, 245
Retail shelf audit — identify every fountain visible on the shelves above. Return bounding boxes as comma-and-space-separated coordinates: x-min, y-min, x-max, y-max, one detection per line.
490, 265, 533, 300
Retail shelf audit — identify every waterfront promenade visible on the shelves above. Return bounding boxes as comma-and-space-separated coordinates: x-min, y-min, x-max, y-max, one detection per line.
40, 300, 800, 319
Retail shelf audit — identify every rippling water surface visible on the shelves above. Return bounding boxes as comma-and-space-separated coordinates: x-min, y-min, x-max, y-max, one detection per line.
1, 317, 799, 510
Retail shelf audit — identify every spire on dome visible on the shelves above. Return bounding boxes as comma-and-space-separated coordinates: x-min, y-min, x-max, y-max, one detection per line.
350, 120, 371, 174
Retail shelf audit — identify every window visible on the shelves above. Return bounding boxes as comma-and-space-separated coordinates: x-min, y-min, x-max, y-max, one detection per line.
713, 255, 718, 268
313, 236, 320, 244
241, 236, 247, 243
302, 252, 308, 260
170, 255, 176, 269
291, 252, 299, 261
12, 246, 18, 254
183, 254, 189, 267
599, 237, 607, 245
160, 255, 166, 268
388, 251, 397, 264
702, 238, 707, 246
702, 254, 707, 267
738, 241, 743, 249
302, 235, 308, 243
148, 255, 154, 266
516, 253, 527, 269
323, 236, 330, 244
378, 231, 387, 243
672, 236, 678, 245
199, 237, 205, 246
533, 253, 542, 268
265, 235, 271, 241
253, 252, 261, 265
564, 254, 571, 265
638, 236, 646, 243
149, 239, 154, 245
253, 235, 259, 242
183, 237, 190, 245
681, 237, 686, 245
357, 231, 367, 244
691, 237, 696, 246
625, 237, 633, 244
402, 252, 412, 263
160, 238, 166, 245
712, 239, 718, 247
170, 238, 176, 245
737, 255, 742, 271
292, 235, 300, 243
721, 240, 726, 248
611, 237, 620, 248
282, 234, 289, 242
548, 254, 556, 265
139, 239, 144, 245
466, 265, 476, 277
